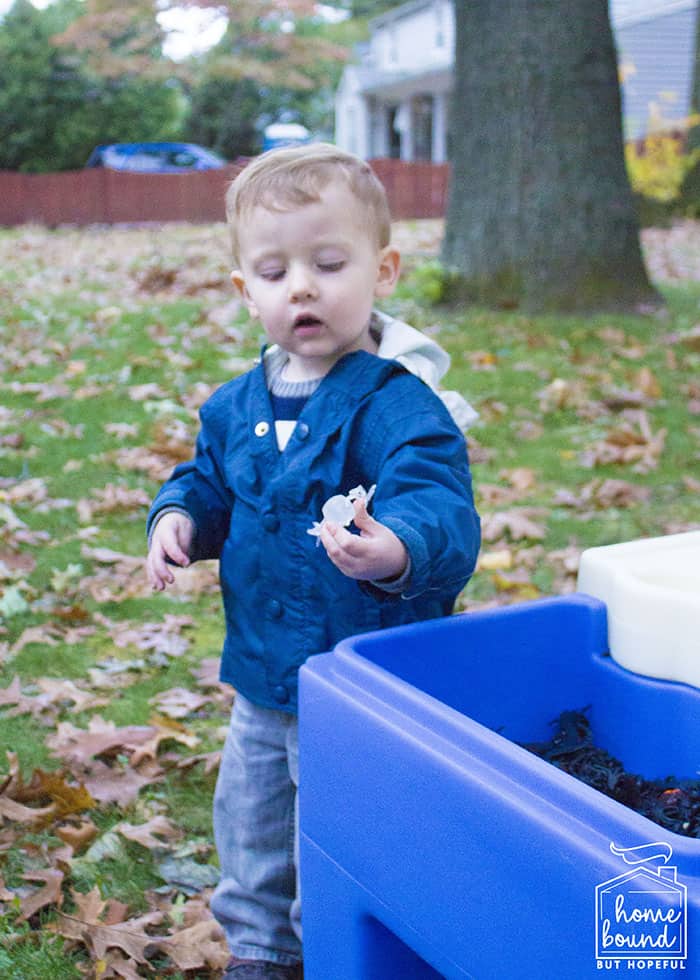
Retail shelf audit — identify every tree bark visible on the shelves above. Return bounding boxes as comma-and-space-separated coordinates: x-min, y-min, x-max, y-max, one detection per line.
441, 0, 660, 313
688, 2, 700, 151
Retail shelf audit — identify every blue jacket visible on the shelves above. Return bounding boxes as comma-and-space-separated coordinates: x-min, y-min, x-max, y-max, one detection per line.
147, 349, 480, 713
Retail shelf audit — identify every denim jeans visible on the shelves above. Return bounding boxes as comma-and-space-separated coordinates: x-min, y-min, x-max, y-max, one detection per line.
210, 693, 302, 966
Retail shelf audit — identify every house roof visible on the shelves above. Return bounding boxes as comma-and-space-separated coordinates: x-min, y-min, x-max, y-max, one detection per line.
611, 0, 698, 27
360, 65, 452, 99
369, 0, 434, 31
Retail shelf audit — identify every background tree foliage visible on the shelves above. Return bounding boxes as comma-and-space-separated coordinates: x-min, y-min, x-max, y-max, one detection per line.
0, 0, 183, 171
0, 0, 359, 170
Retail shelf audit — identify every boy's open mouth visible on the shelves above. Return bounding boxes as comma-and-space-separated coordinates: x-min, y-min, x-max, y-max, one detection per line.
293, 314, 324, 331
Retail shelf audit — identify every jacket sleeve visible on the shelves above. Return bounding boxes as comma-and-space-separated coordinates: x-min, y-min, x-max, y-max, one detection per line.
146, 400, 234, 561
359, 374, 481, 602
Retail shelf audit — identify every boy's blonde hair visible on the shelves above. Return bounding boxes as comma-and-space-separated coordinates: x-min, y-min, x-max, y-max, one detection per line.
226, 143, 392, 262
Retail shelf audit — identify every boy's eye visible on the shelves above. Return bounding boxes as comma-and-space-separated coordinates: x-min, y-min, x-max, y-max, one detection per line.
260, 268, 285, 281
317, 260, 345, 273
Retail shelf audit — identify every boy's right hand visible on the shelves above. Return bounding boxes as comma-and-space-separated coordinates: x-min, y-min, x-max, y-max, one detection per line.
147, 512, 194, 591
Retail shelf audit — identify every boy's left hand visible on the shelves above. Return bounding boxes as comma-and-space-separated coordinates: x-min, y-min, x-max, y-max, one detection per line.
319, 499, 408, 583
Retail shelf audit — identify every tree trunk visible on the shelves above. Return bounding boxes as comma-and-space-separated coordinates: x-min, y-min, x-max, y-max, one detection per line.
441, 0, 660, 313
688, 1, 700, 151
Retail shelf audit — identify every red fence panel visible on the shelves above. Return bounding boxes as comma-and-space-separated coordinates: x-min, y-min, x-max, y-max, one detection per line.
369, 159, 449, 220
0, 159, 448, 227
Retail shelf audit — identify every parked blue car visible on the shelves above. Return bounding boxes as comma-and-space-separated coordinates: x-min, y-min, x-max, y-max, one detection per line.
85, 142, 227, 173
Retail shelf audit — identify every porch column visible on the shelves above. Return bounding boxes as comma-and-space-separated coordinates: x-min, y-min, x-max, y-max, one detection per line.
432, 92, 447, 163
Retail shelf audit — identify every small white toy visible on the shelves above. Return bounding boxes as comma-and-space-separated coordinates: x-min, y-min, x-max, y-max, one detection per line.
307, 484, 376, 542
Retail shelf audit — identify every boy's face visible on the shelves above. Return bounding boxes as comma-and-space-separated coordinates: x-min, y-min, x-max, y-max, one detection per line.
231, 181, 400, 380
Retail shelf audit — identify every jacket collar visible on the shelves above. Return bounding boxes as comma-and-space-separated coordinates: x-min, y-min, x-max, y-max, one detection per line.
247, 347, 403, 465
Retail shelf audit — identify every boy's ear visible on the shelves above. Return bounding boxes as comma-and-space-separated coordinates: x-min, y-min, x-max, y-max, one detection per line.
231, 270, 259, 318
374, 247, 401, 298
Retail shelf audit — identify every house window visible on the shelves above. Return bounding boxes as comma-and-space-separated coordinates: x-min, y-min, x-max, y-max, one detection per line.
387, 106, 402, 159
388, 26, 398, 64
435, 2, 445, 48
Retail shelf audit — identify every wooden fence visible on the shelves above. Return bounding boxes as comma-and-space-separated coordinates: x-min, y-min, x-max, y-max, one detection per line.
0, 158, 449, 228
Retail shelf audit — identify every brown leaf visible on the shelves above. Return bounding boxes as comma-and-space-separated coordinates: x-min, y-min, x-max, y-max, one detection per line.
114, 815, 179, 851
56, 818, 98, 852
79, 547, 150, 603
46, 716, 157, 766
579, 411, 666, 472
0, 874, 15, 902
150, 687, 211, 720
77, 483, 150, 523
0, 550, 36, 577
13, 769, 95, 823
129, 716, 200, 766
0, 795, 56, 825
175, 750, 221, 775
100, 951, 143, 979
93, 612, 193, 658
18, 867, 64, 922
10, 624, 62, 658
71, 885, 107, 924
634, 366, 662, 399
498, 467, 537, 493
600, 385, 648, 410
538, 377, 587, 411
37, 678, 108, 713
127, 382, 167, 402
191, 658, 224, 690
156, 918, 228, 972
481, 509, 547, 542
81, 761, 160, 807
554, 478, 651, 511
54, 909, 163, 963
594, 478, 651, 508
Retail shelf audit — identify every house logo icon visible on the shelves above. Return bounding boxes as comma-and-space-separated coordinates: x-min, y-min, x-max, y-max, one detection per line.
596, 842, 687, 968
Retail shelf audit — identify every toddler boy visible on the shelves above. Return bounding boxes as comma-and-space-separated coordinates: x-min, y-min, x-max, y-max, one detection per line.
146, 143, 480, 979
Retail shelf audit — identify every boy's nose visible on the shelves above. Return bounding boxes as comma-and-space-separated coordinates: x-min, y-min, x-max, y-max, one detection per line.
288, 265, 318, 301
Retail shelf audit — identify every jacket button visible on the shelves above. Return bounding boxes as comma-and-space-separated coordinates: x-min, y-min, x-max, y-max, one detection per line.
254, 421, 270, 437
272, 684, 289, 704
296, 422, 310, 440
267, 599, 282, 619
262, 512, 279, 532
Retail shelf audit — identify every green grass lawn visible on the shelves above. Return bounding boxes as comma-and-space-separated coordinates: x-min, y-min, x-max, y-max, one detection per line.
0, 221, 698, 977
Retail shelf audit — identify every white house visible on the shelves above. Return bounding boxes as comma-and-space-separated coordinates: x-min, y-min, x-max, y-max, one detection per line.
335, 0, 699, 161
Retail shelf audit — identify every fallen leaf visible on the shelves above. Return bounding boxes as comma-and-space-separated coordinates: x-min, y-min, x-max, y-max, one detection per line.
0, 796, 56, 825
114, 815, 179, 851
150, 688, 211, 720
481, 509, 547, 542
477, 549, 513, 572
81, 762, 160, 807
156, 855, 219, 894
46, 716, 157, 766
634, 366, 662, 399
53, 909, 163, 963
18, 867, 64, 922
156, 917, 228, 971
56, 818, 98, 852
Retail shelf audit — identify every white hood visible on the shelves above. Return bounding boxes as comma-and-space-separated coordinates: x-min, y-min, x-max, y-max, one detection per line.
372, 311, 478, 430
262, 310, 479, 431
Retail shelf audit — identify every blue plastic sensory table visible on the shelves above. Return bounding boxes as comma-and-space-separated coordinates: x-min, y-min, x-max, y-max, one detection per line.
298, 595, 700, 979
